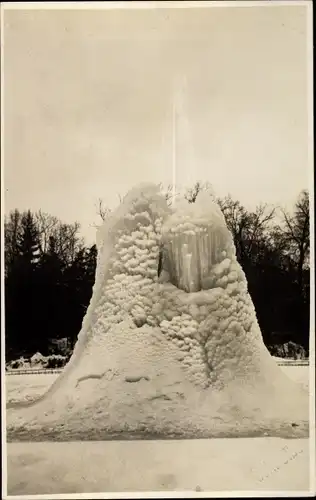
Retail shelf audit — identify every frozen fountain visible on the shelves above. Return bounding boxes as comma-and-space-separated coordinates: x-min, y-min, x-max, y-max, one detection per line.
7, 183, 308, 441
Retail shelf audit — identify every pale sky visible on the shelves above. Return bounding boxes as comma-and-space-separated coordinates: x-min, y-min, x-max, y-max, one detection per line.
3, 3, 311, 244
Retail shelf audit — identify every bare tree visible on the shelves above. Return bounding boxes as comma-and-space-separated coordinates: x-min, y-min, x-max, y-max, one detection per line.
34, 210, 84, 265
159, 183, 181, 207
94, 192, 125, 224
96, 198, 112, 222
217, 196, 275, 264
34, 210, 59, 254
51, 222, 84, 265
280, 189, 310, 295
4, 209, 23, 275
184, 181, 214, 204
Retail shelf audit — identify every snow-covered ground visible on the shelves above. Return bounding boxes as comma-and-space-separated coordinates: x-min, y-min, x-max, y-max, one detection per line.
5, 365, 309, 406
279, 365, 309, 389
6, 373, 59, 405
4, 366, 311, 496
6, 437, 310, 495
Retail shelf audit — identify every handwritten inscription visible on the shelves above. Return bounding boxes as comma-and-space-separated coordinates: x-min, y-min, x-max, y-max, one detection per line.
258, 446, 304, 483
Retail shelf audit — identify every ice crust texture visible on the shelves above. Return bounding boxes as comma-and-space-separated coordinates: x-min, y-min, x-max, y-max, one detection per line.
7, 183, 308, 440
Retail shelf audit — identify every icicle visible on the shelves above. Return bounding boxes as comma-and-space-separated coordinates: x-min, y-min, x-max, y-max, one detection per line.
194, 233, 200, 291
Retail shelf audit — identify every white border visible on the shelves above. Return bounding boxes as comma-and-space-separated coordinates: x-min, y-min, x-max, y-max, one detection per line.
1, 1, 314, 499
1, 492, 314, 500
0, 0, 312, 10
306, 0, 315, 495
1, 1, 8, 497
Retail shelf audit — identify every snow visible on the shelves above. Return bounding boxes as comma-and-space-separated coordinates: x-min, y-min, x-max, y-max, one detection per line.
5, 357, 32, 371
30, 351, 46, 365
6, 438, 310, 495
6, 354, 68, 372
6, 374, 58, 405
273, 355, 309, 365
280, 365, 309, 390
5, 365, 309, 410
6, 184, 309, 441
5, 367, 311, 495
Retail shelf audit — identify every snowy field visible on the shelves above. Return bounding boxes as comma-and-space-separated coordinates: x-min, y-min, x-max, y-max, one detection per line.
5, 364, 309, 406
6, 373, 59, 405
6, 437, 310, 495
4, 366, 312, 496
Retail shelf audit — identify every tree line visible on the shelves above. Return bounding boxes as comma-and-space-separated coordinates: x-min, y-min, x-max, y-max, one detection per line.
4, 210, 97, 361
4, 185, 310, 361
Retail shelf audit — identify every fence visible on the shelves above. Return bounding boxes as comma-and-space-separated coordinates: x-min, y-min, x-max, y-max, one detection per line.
6, 369, 64, 376
274, 359, 309, 366
5, 359, 309, 376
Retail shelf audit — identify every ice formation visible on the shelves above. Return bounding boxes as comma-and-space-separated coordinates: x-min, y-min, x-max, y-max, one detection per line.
7, 183, 308, 441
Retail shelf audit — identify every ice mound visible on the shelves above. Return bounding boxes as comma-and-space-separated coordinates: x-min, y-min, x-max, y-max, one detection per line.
6, 183, 308, 441
161, 193, 234, 293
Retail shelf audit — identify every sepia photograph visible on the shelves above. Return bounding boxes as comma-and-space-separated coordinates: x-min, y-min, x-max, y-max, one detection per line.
1, 1, 314, 497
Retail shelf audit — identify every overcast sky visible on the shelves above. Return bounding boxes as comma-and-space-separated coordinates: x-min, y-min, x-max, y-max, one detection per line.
3, 3, 311, 244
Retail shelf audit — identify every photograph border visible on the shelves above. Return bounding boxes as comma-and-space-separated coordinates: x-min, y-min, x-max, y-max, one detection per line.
1, 1, 314, 498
